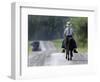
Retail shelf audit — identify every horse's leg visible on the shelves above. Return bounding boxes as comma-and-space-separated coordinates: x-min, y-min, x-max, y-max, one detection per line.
65, 47, 67, 59
71, 50, 73, 57
66, 37, 70, 60
68, 40, 70, 61
65, 38, 68, 60
70, 50, 73, 60
67, 51, 69, 60
66, 48, 68, 59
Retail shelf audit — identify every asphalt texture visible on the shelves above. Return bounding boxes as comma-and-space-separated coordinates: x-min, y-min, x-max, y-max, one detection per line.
28, 41, 88, 66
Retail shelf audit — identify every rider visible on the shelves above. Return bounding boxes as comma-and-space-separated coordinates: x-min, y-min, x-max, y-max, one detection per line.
62, 21, 78, 53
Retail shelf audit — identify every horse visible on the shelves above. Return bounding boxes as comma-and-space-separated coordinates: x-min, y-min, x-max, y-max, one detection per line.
65, 36, 74, 60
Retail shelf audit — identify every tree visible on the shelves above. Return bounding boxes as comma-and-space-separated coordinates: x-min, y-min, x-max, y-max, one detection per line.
70, 17, 88, 47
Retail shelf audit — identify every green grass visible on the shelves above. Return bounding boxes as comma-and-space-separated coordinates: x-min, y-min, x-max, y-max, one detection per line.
52, 39, 63, 51
77, 41, 87, 53
78, 47, 87, 53
52, 39, 87, 53
28, 42, 32, 53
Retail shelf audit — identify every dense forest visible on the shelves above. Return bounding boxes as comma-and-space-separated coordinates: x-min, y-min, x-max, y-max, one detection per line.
70, 17, 88, 47
28, 15, 69, 40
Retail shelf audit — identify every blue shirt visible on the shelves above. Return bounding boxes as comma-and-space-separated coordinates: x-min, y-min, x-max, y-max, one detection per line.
64, 26, 73, 36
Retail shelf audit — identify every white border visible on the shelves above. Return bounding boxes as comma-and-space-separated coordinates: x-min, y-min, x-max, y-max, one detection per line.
11, 2, 97, 80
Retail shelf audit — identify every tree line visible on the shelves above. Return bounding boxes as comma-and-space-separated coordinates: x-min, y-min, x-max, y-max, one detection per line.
28, 15, 69, 40
70, 17, 88, 46
28, 15, 88, 46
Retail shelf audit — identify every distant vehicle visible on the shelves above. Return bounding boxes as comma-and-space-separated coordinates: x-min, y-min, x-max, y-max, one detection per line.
31, 41, 40, 51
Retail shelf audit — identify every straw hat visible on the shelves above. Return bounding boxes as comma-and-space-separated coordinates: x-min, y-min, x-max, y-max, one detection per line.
66, 21, 71, 27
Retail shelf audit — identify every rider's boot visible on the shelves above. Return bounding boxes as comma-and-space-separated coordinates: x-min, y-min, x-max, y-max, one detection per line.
66, 56, 67, 59
74, 49, 78, 53
70, 57, 72, 60
62, 49, 65, 53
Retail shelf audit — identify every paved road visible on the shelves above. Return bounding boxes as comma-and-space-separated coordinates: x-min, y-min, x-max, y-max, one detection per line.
44, 53, 87, 66
28, 41, 88, 66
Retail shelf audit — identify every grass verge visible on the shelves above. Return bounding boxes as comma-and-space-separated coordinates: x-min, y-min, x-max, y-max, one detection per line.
52, 39, 87, 53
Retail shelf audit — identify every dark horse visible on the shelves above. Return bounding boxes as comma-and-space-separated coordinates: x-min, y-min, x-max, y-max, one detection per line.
65, 36, 75, 60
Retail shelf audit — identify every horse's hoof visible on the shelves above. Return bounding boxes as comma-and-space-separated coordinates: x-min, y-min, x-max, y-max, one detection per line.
66, 58, 67, 60
70, 58, 72, 60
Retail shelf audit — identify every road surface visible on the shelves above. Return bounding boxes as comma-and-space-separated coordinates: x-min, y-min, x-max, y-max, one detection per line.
28, 41, 88, 66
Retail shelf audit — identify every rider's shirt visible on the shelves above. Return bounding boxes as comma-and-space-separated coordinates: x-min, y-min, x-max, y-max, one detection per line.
64, 26, 73, 36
